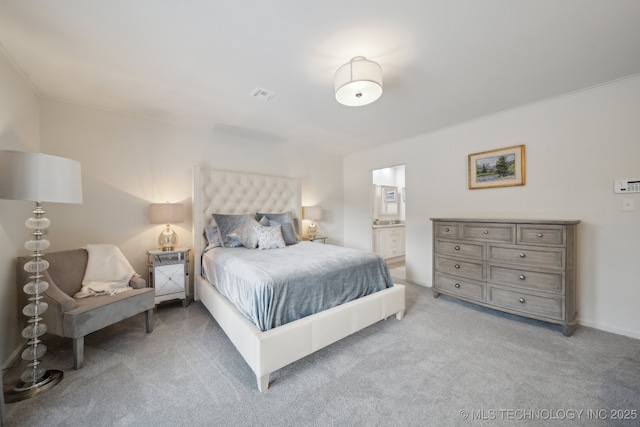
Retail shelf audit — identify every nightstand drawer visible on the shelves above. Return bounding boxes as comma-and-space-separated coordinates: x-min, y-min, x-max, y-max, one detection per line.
434, 255, 484, 281
488, 265, 563, 293
435, 273, 484, 302
435, 239, 484, 259
488, 286, 564, 320
153, 264, 185, 296
148, 251, 188, 265
487, 244, 565, 269
517, 225, 565, 246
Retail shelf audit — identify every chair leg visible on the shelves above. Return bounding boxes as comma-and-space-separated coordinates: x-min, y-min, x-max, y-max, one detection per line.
145, 308, 154, 333
73, 336, 84, 370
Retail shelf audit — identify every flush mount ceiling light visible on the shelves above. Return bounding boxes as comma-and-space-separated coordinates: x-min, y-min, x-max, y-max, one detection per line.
334, 56, 383, 107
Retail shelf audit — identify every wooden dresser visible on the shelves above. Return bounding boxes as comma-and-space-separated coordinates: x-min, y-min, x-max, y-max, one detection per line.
431, 218, 579, 336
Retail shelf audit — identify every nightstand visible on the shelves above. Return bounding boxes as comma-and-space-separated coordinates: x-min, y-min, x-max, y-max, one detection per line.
147, 247, 190, 307
304, 235, 327, 243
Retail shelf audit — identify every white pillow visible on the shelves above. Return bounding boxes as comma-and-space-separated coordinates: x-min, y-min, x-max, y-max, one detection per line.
228, 218, 261, 249
254, 224, 286, 250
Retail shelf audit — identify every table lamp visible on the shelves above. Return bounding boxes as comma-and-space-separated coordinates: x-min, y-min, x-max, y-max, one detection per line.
150, 202, 184, 251
302, 206, 322, 238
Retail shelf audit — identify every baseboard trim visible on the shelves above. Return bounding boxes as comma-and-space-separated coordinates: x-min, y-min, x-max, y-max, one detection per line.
577, 319, 640, 340
1, 343, 24, 375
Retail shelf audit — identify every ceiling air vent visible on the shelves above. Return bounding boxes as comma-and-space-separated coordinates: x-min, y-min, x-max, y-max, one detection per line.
250, 87, 276, 101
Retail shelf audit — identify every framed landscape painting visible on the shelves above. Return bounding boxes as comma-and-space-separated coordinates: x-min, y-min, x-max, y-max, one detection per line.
468, 145, 525, 189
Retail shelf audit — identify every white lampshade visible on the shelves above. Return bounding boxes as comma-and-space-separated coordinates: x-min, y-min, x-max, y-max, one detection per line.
334, 56, 383, 107
303, 206, 322, 221
150, 203, 184, 224
0, 150, 83, 203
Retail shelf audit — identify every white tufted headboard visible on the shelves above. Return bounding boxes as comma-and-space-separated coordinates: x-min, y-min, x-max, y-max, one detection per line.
192, 166, 302, 287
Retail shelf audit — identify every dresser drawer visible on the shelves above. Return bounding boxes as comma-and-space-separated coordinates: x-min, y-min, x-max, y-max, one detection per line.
389, 245, 401, 257
461, 223, 516, 243
487, 244, 565, 270
488, 286, 564, 320
488, 265, 564, 293
435, 273, 484, 302
388, 227, 400, 236
517, 224, 565, 246
434, 255, 485, 281
434, 239, 484, 259
435, 223, 461, 239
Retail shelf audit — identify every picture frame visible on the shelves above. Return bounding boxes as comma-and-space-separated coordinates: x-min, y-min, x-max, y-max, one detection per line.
468, 145, 525, 190
385, 189, 396, 202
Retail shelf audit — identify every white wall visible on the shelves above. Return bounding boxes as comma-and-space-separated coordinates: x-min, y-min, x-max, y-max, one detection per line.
0, 51, 41, 367
345, 76, 640, 339
1, 96, 344, 367
39, 99, 345, 280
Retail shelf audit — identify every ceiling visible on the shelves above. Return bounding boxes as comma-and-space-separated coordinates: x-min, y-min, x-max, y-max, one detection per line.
1, 1, 639, 156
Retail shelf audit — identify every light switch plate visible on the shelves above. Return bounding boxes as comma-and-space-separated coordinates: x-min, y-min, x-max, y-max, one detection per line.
622, 199, 635, 211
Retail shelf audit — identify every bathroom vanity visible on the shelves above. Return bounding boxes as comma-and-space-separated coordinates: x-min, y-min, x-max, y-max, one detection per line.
373, 222, 405, 262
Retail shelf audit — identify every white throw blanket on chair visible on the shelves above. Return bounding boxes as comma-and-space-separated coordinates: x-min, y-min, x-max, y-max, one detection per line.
74, 244, 136, 298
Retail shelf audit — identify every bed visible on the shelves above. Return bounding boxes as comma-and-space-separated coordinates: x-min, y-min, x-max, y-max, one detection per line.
193, 167, 405, 392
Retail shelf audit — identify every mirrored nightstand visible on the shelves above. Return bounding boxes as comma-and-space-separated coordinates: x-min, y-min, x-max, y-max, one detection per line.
147, 247, 190, 307
303, 236, 327, 243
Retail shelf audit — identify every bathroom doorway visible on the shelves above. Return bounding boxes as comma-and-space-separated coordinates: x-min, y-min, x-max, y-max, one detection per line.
372, 165, 406, 281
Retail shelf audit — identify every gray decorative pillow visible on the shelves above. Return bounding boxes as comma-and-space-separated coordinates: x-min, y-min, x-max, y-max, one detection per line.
212, 213, 255, 248
228, 218, 261, 249
254, 224, 286, 250
257, 211, 300, 244
269, 220, 299, 245
203, 225, 222, 251
259, 216, 270, 226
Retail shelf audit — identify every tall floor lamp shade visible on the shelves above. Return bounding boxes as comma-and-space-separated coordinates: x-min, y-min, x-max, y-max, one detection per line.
0, 150, 83, 403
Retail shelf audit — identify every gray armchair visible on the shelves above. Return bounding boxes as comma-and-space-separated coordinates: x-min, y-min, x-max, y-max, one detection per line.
16, 248, 155, 369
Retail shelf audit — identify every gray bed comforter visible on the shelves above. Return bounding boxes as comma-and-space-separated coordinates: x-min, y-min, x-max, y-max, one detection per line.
202, 242, 394, 331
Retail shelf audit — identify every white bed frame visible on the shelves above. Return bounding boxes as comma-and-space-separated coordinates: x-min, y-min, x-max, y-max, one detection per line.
193, 166, 405, 392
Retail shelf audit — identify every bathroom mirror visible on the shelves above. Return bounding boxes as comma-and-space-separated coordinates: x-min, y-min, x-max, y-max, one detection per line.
378, 186, 398, 215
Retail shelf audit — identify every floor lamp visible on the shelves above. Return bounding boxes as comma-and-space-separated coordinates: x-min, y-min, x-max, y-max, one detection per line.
0, 150, 83, 403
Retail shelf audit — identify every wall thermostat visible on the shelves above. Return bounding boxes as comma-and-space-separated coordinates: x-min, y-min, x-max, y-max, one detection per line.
614, 179, 640, 193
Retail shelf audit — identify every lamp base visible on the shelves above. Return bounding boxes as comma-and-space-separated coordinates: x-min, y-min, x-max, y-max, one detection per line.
307, 222, 317, 238
158, 224, 178, 252
3, 369, 63, 403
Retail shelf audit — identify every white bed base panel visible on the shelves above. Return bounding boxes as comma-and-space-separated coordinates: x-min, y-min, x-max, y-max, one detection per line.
196, 275, 405, 392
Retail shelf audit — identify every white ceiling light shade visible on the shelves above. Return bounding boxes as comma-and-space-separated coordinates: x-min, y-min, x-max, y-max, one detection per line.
334, 56, 383, 107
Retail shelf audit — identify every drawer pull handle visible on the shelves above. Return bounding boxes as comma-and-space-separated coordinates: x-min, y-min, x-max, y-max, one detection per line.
444, 228, 449, 232
519, 275, 526, 280
519, 298, 526, 304
454, 283, 460, 288
536, 233, 543, 238
519, 253, 526, 258
483, 230, 489, 234
454, 246, 460, 250
454, 264, 460, 269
